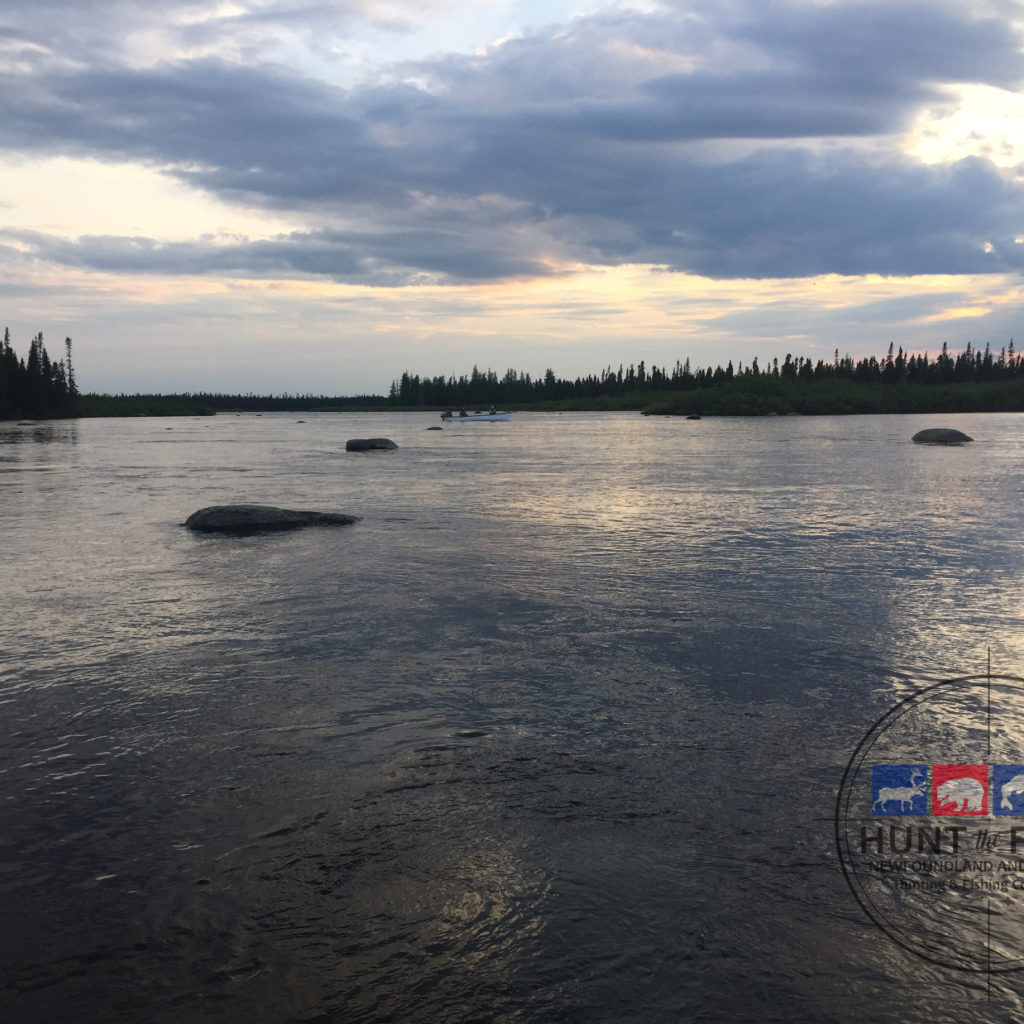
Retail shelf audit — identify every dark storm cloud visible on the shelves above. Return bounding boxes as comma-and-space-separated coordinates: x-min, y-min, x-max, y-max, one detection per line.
2, 0, 1023, 282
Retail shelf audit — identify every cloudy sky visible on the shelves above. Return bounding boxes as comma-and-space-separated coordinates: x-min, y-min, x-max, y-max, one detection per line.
2, 0, 1023, 394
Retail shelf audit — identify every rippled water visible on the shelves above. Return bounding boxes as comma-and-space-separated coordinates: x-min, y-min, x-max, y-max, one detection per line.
3, 410, 1024, 1022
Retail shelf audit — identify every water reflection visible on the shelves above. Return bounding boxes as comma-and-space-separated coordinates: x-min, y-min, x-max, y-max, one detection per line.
0, 419, 79, 446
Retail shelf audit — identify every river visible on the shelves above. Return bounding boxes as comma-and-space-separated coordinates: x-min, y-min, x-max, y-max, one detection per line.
2, 410, 1024, 1022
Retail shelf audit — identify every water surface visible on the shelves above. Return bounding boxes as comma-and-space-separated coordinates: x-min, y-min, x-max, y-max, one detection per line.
3, 411, 1024, 1022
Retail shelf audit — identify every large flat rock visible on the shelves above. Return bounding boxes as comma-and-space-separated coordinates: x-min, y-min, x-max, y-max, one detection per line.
185, 504, 361, 533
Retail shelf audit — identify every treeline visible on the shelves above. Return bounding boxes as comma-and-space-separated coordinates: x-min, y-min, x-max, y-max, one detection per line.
391, 341, 1024, 407
75, 391, 391, 417
0, 329, 78, 419
178, 392, 390, 412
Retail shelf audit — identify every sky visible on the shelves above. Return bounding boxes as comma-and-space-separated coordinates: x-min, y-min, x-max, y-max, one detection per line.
1, 0, 1023, 395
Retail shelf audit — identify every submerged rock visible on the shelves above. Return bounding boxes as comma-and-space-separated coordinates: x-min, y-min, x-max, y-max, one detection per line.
185, 504, 361, 533
912, 428, 974, 445
346, 437, 398, 451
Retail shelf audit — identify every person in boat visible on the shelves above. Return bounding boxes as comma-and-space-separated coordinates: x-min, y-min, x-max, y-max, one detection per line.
488, 406, 496, 415
444, 407, 453, 418
459, 408, 468, 417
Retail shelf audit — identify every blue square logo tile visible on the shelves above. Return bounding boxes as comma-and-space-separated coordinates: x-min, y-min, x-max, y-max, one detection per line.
872, 764, 929, 815
993, 765, 1024, 815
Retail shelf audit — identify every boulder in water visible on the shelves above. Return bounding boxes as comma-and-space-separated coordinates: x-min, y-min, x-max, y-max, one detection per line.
185, 504, 361, 533
346, 437, 398, 451
912, 428, 973, 445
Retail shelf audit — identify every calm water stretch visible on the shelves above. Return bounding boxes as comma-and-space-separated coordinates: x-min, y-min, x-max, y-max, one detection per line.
4, 411, 1024, 1023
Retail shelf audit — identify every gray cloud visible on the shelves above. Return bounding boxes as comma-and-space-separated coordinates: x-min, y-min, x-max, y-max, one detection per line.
1, 225, 553, 285
728, 0, 1024, 89
0, 1, 374, 67
2, 0, 1023, 282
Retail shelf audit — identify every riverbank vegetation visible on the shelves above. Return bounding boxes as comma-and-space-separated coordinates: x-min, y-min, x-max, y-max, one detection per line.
74, 392, 390, 416
75, 394, 217, 417
5, 327, 1024, 418
392, 342, 1024, 415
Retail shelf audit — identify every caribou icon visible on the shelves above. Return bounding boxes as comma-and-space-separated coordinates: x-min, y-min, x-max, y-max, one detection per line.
873, 768, 927, 813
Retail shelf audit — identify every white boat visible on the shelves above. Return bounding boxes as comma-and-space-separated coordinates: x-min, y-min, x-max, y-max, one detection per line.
440, 411, 510, 422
